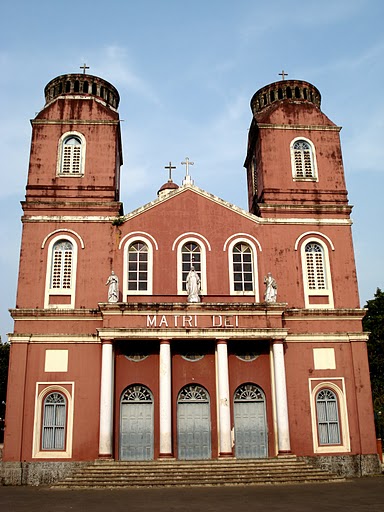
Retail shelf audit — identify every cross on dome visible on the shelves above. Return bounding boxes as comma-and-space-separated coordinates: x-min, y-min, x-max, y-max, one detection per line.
80, 63, 90, 74
164, 161, 176, 182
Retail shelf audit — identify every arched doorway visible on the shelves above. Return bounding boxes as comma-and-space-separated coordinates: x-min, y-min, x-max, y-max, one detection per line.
234, 383, 268, 458
177, 384, 211, 459
120, 384, 154, 460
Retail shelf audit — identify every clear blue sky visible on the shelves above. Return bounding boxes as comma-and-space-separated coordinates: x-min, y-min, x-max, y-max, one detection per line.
1, 0, 383, 342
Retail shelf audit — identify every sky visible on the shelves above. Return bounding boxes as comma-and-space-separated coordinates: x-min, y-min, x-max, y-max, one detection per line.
0, 0, 383, 343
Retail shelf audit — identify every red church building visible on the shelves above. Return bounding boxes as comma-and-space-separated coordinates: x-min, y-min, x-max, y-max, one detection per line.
1, 72, 381, 484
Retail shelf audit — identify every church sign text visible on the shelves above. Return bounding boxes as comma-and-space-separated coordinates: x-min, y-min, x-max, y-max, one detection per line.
146, 314, 239, 329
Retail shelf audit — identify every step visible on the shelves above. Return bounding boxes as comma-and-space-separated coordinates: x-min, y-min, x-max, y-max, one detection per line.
51, 458, 344, 488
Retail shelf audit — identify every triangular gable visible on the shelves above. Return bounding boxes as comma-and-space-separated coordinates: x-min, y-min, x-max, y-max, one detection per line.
122, 183, 263, 225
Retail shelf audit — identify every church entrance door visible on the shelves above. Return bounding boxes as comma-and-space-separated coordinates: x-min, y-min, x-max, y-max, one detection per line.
119, 385, 154, 460
177, 384, 211, 459
234, 383, 268, 458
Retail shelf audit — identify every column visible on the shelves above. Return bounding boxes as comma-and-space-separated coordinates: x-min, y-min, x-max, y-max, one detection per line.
98, 340, 114, 458
159, 339, 172, 458
272, 340, 291, 454
216, 340, 232, 457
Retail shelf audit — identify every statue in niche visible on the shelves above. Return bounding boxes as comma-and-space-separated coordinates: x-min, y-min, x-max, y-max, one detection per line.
106, 271, 119, 303
264, 272, 277, 303
186, 266, 201, 303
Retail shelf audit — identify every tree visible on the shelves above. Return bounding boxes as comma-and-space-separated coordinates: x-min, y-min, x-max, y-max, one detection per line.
363, 288, 384, 439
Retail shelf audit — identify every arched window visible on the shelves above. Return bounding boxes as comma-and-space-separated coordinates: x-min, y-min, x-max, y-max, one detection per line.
128, 241, 149, 291
42, 392, 66, 450
44, 234, 78, 309
316, 389, 340, 445
232, 243, 254, 292
174, 235, 208, 296
51, 240, 73, 289
225, 236, 260, 299
291, 138, 317, 180
121, 234, 155, 298
299, 236, 334, 308
57, 132, 86, 176
181, 242, 201, 291
310, 381, 350, 453
305, 242, 326, 290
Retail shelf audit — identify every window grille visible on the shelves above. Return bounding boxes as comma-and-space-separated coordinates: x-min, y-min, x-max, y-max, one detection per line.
178, 385, 209, 402
293, 140, 314, 178
61, 136, 82, 175
234, 383, 264, 401
181, 242, 201, 291
51, 240, 73, 289
233, 243, 253, 292
128, 242, 148, 291
305, 242, 326, 289
42, 392, 66, 450
121, 385, 153, 403
316, 389, 341, 445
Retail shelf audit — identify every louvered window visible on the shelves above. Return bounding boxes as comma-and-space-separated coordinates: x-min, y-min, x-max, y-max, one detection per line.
42, 392, 66, 450
316, 389, 340, 445
233, 243, 253, 292
293, 140, 315, 178
61, 136, 82, 175
128, 242, 148, 291
51, 240, 73, 289
181, 242, 201, 291
305, 242, 326, 290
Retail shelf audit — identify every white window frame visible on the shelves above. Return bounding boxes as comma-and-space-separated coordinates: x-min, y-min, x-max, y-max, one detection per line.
300, 237, 334, 309
290, 136, 318, 182
227, 237, 260, 301
57, 131, 86, 177
176, 237, 207, 296
309, 379, 350, 454
32, 383, 74, 459
123, 235, 154, 298
44, 234, 78, 309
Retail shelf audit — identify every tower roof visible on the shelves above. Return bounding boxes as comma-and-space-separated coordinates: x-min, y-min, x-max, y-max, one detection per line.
250, 79, 321, 115
44, 73, 120, 110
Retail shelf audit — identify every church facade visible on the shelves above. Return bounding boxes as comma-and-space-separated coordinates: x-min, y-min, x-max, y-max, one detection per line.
2, 72, 381, 483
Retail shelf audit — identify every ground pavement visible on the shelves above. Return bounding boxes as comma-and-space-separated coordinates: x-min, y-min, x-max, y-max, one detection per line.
0, 477, 383, 512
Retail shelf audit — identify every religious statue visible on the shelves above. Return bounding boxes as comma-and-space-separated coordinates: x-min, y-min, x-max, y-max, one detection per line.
186, 266, 201, 303
106, 271, 119, 303
264, 272, 277, 303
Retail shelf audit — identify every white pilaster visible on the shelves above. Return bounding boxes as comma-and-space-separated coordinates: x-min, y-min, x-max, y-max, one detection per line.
98, 340, 114, 458
272, 340, 291, 454
159, 339, 172, 457
216, 340, 232, 457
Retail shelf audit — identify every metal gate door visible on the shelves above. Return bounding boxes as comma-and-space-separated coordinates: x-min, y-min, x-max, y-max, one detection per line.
234, 383, 268, 458
177, 384, 211, 460
120, 385, 154, 461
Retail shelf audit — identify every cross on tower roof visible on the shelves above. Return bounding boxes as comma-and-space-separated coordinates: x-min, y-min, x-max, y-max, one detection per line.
278, 69, 288, 80
80, 63, 90, 74
164, 161, 176, 181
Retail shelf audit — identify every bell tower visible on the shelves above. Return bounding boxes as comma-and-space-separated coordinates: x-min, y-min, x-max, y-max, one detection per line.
244, 79, 351, 220
23, 73, 123, 218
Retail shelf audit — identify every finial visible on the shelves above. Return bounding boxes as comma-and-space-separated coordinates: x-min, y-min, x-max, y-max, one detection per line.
278, 70, 288, 80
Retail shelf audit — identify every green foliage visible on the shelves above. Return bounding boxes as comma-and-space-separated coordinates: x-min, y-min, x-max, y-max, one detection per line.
363, 288, 384, 438
112, 216, 125, 227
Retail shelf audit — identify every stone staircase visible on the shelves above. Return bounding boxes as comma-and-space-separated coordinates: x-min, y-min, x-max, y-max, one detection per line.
51, 457, 345, 488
